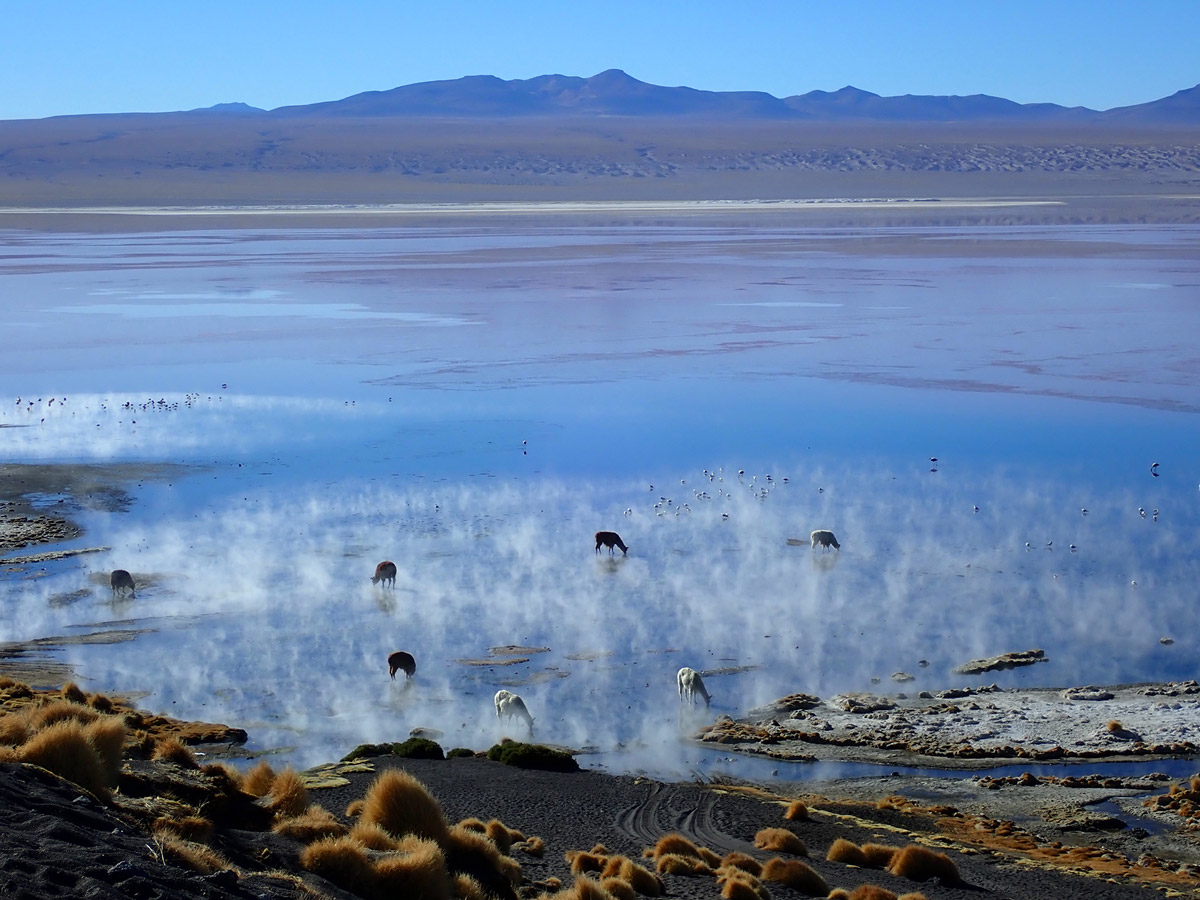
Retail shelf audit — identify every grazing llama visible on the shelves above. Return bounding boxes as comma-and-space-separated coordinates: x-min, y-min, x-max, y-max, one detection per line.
809, 530, 840, 551
677, 667, 711, 707
387, 651, 416, 680
371, 560, 397, 588
109, 569, 135, 597
595, 531, 629, 556
494, 689, 534, 734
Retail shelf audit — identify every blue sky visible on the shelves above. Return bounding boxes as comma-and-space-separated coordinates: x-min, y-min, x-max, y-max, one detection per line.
2, 1, 1197, 120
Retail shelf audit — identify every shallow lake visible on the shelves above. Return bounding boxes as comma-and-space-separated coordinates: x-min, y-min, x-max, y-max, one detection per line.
2, 215, 1199, 778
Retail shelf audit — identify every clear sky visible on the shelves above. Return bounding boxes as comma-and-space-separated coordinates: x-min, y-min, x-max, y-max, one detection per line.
3, 0, 1197, 120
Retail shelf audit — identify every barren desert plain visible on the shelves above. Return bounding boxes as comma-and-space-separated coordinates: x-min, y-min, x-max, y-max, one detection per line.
2, 110, 1200, 897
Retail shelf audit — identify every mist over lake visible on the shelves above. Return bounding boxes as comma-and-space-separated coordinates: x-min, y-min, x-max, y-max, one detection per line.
2, 213, 1198, 775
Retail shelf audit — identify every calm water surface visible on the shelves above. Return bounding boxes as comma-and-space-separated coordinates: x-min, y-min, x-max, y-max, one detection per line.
1, 218, 1198, 777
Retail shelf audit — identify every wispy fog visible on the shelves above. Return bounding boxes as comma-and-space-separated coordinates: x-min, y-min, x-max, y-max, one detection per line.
4, 422, 1197, 772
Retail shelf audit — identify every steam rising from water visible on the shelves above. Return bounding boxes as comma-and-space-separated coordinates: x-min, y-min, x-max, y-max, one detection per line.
4, 396, 1197, 772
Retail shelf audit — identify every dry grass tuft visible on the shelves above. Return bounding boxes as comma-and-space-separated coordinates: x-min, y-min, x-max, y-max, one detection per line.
272, 804, 348, 842
860, 843, 900, 868
848, 885, 897, 900
152, 736, 199, 769
374, 837, 453, 900
753, 828, 807, 856
760, 857, 828, 896
16, 719, 115, 799
486, 818, 513, 853
567, 849, 608, 874
885, 845, 960, 884
445, 823, 522, 885
88, 692, 115, 714
516, 835, 546, 857
345, 798, 365, 818
1106, 719, 1123, 732
601, 877, 637, 900
783, 799, 809, 820
720, 852, 762, 877
458, 816, 487, 832
591, 843, 611, 856
241, 759, 277, 797
301, 835, 377, 896
649, 833, 700, 860
717, 869, 771, 900
0, 716, 29, 747
264, 767, 310, 819
826, 838, 868, 867
360, 769, 449, 842
152, 815, 214, 844
153, 833, 230, 874
28, 699, 100, 730
455, 873, 493, 900
827, 890, 851, 899
611, 858, 663, 896
897, 893, 930, 900
350, 821, 399, 851
655, 853, 714, 876
61, 682, 88, 704
554, 876, 619, 900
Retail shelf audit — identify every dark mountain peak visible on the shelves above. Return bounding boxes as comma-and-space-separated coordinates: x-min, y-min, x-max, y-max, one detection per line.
190, 101, 265, 114
1102, 83, 1200, 123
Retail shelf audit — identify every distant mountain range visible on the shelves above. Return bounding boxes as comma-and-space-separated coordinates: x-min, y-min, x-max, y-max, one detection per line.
175, 69, 1199, 125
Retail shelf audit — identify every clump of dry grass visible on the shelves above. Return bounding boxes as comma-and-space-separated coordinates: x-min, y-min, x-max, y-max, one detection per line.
600, 857, 663, 896
28, 699, 100, 730
601, 876, 637, 900
455, 873, 491, 900
360, 769, 449, 842
647, 833, 721, 866
827, 838, 868, 867
241, 759, 277, 797
350, 820, 399, 851
516, 835, 546, 857
61, 682, 88, 705
860, 843, 900, 868
1107, 719, 1123, 733
547, 876, 619, 900
445, 824, 522, 886
827, 890, 851, 899
457, 817, 487, 832
152, 736, 200, 769
760, 857, 828, 896
720, 852, 762, 876
897, 893, 930, 900
486, 818, 514, 853
300, 835, 377, 897
264, 767, 310, 819
152, 833, 231, 875
374, 837, 453, 900
753, 828, 806, 856
848, 885, 897, 900
153, 814, 214, 844
88, 692, 115, 714
14, 719, 117, 800
0, 716, 30, 747
717, 868, 770, 900
567, 849, 608, 874
655, 853, 714, 876
273, 804, 349, 842
783, 799, 809, 820
885, 845, 960, 884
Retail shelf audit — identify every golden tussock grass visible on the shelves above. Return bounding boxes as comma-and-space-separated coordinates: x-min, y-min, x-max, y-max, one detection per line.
457, 816, 487, 832
717, 869, 770, 900
374, 837, 452, 900
16, 719, 117, 799
83, 716, 126, 780
897, 893, 930, 900
753, 828, 807, 856
264, 767, 310, 819
720, 852, 762, 876
486, 818, 513, 853
848, 885, 897, 900
455, 873, 491, 900
360, 769, 449, 842
152, 736, 199, 769
28, 699, 100, 730
826, 838, 868, 866
153, 815, 214, 844
345, 798, 365, 818
1190, 774, 1200, 793
591, 843, 611, 855
553, 876, 619, 900
153, 833, 231, 875
605, 857, 663, 896
860, 843, 900, 868
445, 824, 522, 885
516, 834, 546, 857
655, 853, 714, 876
300, 835, 377, 897
649, 833, 700, 860
760, 858, 828, 896
350, 821, 399, 851
0, 716, 29, 747
201, 762, 243, 791
88, 692, 115, 714
827, 890, 851, 899
241, 760, 277, 797
1106, 719, 1123, 732
783, 799, 809, 820
885, 845, 960, 884
272, 804, 349, 842
601, 876, 637, 900
567, 850, 608, 874
61, 682, 88, 704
